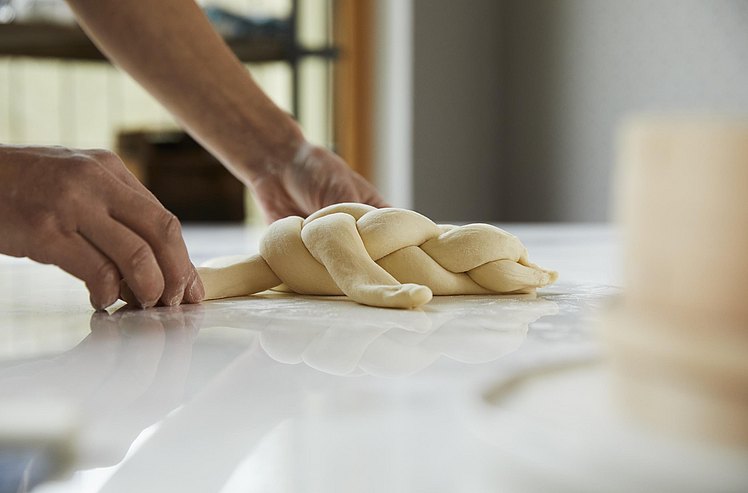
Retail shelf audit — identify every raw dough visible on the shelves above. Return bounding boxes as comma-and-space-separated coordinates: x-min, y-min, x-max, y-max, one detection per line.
198, 203, 558, 309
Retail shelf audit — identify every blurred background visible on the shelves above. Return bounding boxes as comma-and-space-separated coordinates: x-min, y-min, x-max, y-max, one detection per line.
1, 0, 748, 223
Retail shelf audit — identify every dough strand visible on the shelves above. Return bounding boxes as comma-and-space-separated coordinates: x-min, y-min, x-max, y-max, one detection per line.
197, 203, 557, 309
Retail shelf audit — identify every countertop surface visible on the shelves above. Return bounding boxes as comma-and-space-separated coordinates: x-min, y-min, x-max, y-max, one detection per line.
0, 224, 745, 493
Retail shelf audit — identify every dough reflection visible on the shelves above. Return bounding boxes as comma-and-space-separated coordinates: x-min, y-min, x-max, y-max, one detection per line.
0, 294, 558, 491
200, 294, 559, 377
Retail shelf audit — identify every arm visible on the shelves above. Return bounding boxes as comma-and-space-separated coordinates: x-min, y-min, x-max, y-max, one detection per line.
65, 0, 387, 220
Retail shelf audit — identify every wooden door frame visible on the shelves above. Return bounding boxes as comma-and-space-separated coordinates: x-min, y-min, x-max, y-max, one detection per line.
332, 0, 375, 180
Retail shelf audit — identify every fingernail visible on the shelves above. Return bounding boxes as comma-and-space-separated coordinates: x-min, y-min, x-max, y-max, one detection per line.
140, 298, 158, 309
90, 293, 115, 311
90, 293, 105, 311
165, 293, 182, 307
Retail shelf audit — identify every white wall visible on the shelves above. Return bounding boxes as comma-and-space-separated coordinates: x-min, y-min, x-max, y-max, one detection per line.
411, 0, 504, 222
373, 0, 414, 210
502, 0, 748, 222
404, 0, 748, 222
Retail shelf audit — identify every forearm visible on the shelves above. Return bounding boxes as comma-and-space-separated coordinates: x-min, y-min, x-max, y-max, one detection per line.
65, 0, 303, 180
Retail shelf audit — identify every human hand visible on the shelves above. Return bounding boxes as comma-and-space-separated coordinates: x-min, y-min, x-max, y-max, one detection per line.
0, 145, 204, 309
63, 0, 385, 224
248, 142, 389, 222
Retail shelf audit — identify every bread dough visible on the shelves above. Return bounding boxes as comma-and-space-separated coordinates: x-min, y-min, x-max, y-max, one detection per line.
198, 203, 558, 309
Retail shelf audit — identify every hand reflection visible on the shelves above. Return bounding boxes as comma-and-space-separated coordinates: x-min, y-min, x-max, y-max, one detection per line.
0, 304, 204, 468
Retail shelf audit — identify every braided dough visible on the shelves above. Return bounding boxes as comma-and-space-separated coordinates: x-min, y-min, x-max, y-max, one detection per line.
198, 203, 557, 309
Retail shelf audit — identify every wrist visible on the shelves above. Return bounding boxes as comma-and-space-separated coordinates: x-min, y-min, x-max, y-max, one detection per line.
234, 113, 307, 182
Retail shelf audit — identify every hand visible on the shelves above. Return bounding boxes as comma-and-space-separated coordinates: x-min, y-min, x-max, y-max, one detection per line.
62, 0, 386, 224
0, 145, 204, 309
248, 143, 389, 222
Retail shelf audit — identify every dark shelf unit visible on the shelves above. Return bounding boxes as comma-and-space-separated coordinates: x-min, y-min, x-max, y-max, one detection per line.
0, 21, 336, 62
0, 0, 337, 117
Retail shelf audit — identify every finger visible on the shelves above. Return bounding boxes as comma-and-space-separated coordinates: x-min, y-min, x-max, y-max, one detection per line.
118, 266, 202, 306
33, 232, 121, 309
93, 150, 204, 305
119, 280, 140, 307
181, 262, 204, 304
354, 176, 390, 208
250, 176, 307, 221
103, 185, 202, 306
78, 213, 165, 308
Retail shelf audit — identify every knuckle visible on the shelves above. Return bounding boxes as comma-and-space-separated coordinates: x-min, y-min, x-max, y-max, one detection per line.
26, 210, 58, 232
88, 148, 121, 165
160, 212, 183, 240
31, 217, 80, 249
70, 154, 100, 174
93, 261, 119, 286
55, 157, 99, 200
27, 204, 76, 237
126, 243, 155, 272
29, 233, 61, 264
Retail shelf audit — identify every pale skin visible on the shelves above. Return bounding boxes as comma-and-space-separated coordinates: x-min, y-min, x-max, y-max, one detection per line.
0, 0, 387, 309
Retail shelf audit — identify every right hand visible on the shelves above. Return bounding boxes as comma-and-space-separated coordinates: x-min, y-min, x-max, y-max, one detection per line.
0, 145, 204, 309
248, 142, 390, 222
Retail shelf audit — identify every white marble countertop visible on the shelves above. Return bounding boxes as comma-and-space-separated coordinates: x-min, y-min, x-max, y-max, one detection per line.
0, 224, 745, 493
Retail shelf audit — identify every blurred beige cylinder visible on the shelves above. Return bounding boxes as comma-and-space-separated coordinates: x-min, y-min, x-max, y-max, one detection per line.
619, 117, 748, 320
605, 115, 748, 445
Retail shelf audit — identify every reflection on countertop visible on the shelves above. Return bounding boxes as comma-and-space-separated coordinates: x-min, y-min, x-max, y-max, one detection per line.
2, 224, 744, 493
201, 292, 559, 376
0, 288, 562, 493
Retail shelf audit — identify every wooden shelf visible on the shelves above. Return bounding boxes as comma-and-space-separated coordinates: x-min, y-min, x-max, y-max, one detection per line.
0, 23, 100, 60
0, 22, 337, 63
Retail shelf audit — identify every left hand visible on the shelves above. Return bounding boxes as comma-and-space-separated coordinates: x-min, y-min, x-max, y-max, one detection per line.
248, 143, 390, 222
